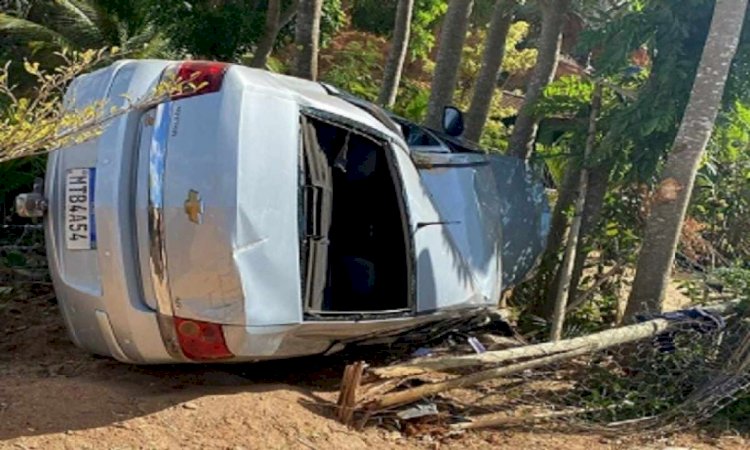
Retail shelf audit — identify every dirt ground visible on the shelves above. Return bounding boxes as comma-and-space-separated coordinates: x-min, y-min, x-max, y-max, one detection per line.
0, 295, 747, 450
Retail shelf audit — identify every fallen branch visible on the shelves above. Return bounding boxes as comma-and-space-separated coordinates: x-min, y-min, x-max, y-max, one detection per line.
370, 301, 740, 378
451, 405, 608, 430
371, 321, 665, 378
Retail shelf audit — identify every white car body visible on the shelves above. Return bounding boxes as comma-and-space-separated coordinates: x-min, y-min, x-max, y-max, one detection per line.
36, 60, 549, 363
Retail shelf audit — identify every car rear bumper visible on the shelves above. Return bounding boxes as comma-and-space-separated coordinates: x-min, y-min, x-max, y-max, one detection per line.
45, 116, 176, 364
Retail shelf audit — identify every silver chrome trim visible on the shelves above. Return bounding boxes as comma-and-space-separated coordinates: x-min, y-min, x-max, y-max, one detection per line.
147, 102, 184, 359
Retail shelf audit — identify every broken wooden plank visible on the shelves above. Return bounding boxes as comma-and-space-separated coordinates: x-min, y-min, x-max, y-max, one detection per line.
337, 361, 365, 424
366, 346, 594, 412
336, 364, 354, 419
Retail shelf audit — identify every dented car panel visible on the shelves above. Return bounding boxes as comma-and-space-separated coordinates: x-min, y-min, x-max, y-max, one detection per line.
489, 156, 552, 287
411, 151, 504, 311
32, 60, 550, 364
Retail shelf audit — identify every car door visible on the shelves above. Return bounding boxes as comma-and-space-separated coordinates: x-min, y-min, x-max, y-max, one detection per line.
397, 136, 503, 311
487, 155, 551, 287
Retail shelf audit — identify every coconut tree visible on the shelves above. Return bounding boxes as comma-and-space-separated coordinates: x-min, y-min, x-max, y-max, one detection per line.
507, 0, 571, 159
626, 0, 749, 319
250, 0, 299, 69
464, 0, 519, 142
424, 0, 474, 129
378, 0, 415, 108
294, 0, 323, 80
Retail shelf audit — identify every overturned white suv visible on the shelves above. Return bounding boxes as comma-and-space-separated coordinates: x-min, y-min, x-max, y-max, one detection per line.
17, 60, 549, 363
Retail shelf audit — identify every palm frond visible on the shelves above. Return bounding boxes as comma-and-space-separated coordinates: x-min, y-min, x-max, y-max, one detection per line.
121, 20, 176, 59
68, 0, 122, 45
25, 0, 104, 48
54, 0, 97, 27
0, 13, 72, 48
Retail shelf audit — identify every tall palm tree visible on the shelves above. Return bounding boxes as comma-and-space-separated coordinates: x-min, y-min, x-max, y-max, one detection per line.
464, 0, 518, 142
294, 0, 323, 80
378, 0, 415, 108
507, 0, 571, 160
250, 0, 299, 69
626, 0, 748, 319
424, 0, 474, 130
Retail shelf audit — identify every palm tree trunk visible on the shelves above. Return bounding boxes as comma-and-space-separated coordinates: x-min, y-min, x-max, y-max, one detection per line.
549, 83, 602, 341
378, 0, 415, 108
464, 0, 517, 142
424, 0, 474, 129
294, 0, 323, 80
625, 0, 747, 320
250, 0, 298, 69
566, 164, 610, 307
507, 0, 571, 160
528, 157, 580, 318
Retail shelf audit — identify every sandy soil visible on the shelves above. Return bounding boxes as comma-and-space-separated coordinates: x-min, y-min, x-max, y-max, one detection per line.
0, 295, 747, 450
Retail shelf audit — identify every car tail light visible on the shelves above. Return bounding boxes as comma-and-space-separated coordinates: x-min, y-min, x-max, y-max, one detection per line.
174, 317, 233, 361
168, 61, 229, 99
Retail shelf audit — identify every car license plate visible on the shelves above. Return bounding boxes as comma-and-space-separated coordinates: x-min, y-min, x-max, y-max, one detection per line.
65, 168, 96, 250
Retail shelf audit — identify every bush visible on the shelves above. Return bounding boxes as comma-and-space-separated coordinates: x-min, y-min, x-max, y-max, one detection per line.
350, 0, 398, 36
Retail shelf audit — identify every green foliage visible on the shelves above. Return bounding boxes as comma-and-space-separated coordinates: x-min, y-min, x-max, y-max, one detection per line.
410, 0, 448, 60
534, 143, 569, 187
320, 0, 347, 48
459, 21, 538, 99
479, 117, 511, 153
535, 76, 594, 117
0, 0, 171, 60
712, 394, 750, 433
350, 0, 447, 60
321, 40, 382, 101
579, 0, 716, 182
263, 55, 288, 74
596, 185, 644, 264
319, 33, 438, 122
148, 1, 264, 61
390, 79, 431, 122
714, 266, 750, 300
1, 48, 116, 163
350, 0, 397, 36
0, 156, 45, 217
692, 103, 750, 260
576, 334, 717, 421
522, 0, 741, 319
148, 0, 345, 61
458, 21, 537, 150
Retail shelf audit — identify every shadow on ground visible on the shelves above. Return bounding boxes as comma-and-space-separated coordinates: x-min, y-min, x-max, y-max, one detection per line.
0, 294, 404, 441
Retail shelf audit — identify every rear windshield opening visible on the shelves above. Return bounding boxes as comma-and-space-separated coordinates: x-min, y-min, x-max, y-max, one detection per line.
300, 116, 410, 317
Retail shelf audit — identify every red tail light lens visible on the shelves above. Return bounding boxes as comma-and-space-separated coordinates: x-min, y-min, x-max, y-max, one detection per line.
174, 317, 233, 361
169, 61, 229, 99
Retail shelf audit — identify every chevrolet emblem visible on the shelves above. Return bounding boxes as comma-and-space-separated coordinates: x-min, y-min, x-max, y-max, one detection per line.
184, 189, 203, 224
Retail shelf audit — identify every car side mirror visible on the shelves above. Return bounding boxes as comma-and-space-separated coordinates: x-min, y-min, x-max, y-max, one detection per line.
442, 106, 465, 137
